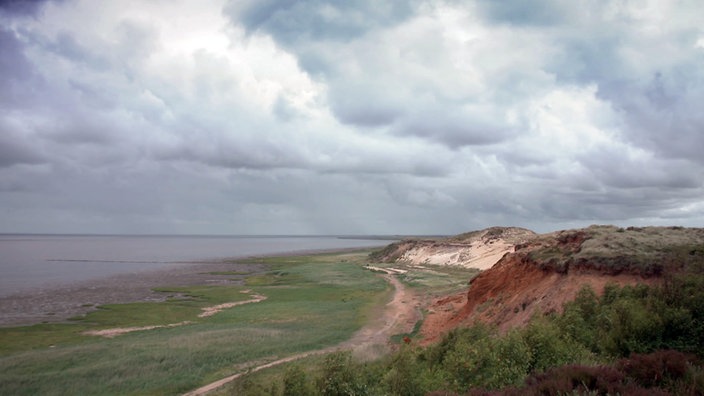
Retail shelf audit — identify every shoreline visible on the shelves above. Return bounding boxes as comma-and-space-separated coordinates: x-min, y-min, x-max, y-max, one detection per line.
0, 246, 380, 327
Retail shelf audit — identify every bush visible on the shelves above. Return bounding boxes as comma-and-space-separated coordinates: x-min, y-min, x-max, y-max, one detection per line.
317, 351, 370, 396
522, 319, 593, 373
557, 286, 599, 351
617, 350, 695, 388
283, 365, 313, 396
522, 365, 627, 395
599, 298, 665, 356
441, 328, 531, 391
384, 346, 427, 396
515, 364, 669, 396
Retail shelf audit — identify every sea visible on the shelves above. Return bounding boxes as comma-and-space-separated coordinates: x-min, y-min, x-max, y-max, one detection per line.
0, 234, 393, 297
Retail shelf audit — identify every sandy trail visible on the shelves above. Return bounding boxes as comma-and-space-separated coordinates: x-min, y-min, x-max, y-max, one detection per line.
82, 321, 194, 338
182, 273, 419, 396
198, 293, 266, 318
83, 292, 267, 338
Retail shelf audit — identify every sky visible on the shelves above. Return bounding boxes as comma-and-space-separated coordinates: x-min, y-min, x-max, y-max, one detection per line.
1, 0, 703, 235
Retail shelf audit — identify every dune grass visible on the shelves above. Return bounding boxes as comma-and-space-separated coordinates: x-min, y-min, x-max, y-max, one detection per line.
0, 250, 389, 395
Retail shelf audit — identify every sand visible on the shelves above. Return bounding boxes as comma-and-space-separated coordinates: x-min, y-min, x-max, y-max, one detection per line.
398, 239, 514, 270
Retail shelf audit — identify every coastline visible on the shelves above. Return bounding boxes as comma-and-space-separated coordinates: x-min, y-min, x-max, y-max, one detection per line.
0, 246, 381, 327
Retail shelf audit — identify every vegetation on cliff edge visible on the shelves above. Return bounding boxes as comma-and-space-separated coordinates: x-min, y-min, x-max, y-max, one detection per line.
230, 241, 704, 395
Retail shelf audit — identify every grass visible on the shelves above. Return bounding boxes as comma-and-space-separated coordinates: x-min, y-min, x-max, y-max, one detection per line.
0, 250, 389, 395
527, 226, 704, 275
213, 353, 331, 396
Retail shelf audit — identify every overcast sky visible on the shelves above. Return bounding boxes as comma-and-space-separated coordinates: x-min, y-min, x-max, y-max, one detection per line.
1, 0, 703, 235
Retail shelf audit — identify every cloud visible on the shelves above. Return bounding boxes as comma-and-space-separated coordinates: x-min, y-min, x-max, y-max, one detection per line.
0, 0, 703, 234
227, 1, 557, 149
0, 0, 61, 17
231, 0, 416, 45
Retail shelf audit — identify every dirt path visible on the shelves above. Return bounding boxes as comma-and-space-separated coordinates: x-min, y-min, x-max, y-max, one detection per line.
182, 273, 419, 396
83, 292, 268, 338
339, 274, 419, 359
198, 292, 266, 318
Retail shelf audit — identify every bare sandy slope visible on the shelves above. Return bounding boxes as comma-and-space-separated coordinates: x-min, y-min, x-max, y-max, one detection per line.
398, 239, 514, 270
375, 227, 537, 271
182, 272, 419, 396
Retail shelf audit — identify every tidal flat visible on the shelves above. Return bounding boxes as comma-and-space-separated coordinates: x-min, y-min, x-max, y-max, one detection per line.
0, 250, 391, 395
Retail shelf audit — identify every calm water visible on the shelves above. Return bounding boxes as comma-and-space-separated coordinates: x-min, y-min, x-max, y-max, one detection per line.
0, 235, 391, 297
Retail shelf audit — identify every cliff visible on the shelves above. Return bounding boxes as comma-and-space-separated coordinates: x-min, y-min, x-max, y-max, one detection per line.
371, 227, 536, 270
417, 225, 704, 343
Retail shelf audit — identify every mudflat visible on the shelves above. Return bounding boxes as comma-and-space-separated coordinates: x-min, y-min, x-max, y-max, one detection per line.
0, 260, 265, 327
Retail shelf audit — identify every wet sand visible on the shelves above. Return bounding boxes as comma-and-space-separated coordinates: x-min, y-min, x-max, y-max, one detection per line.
0, 260, 265, 327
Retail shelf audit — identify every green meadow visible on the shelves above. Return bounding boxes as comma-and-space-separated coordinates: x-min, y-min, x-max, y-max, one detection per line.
0, 251, 390, 395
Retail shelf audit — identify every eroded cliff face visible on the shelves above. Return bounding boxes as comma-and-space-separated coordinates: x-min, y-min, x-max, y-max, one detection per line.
418, 225, 704, 344
372, 227, 536, 270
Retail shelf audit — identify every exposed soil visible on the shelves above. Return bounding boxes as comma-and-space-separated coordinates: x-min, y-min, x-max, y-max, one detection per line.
418, 228, 669, 344
82, 321, 194, 338
197, 291, 267, 318
340, 274, 421, 359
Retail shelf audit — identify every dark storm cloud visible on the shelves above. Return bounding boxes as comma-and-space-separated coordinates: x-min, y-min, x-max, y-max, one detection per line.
0, 131, 44, 167
497, 1, 704, 166
0, 26, 42, 106
230, 0, 416, 45
0, 27, 31, 79
474, 0, 577, 26
159, 141, 306, 171
0, 0, 50, 17
602, 71, 704, 164
225, 0, 530, 149
329, 87, 401, 127
393, 109, 515, 147
39, 31, 111, 70
1, 0, 703, 235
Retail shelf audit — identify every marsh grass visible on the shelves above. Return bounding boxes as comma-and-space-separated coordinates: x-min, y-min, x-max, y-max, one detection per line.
0, 250, 388, 395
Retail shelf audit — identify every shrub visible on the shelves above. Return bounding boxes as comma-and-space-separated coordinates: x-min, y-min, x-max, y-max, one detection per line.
523, 365, 626, 395
317, 351, 369, 396
617, 350, 696, 388
283, 365, 313, 396
384, 346, 426, 396
441, 328, 531, 391
557, 286, 599, 351
599, 298, 665, 356
522, 319, 592, 373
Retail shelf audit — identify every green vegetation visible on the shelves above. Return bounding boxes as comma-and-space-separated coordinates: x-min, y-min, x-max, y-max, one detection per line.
0, 251, 389, 395
529, 226, 704, 276
4, 232, 704, 395
225, 243, 704, 395
399, 265, 480, 293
